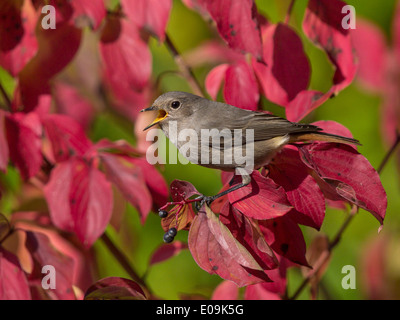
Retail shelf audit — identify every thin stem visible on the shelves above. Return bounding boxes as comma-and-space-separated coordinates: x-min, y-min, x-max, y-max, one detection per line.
165, 34, 207, 98
100, 232, 151, 295
0, 82, 11, 111
289, 206, 356, 300
284, 0, 296, 24
377, 132, 400, 174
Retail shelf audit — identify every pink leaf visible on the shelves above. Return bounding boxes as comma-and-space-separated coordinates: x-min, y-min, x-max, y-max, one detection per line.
19, 23, 82, 111
224, 60, 259, 110
285, 89, 332, 122
69, 0, 106, 30
42, 114, 92, 162
130, 157, 169, 208
269, 147, 325, 230
244, 283, 281, 300
100, 17, 151, 91
149, 241, 188, 266
84, 277, 146, 300
0, 0, 38, 76
0, 247, 31, 300
220, 202, 278, 270
99, 153, 152, 223
100, 17, 152, 119
303, 0, 357, 93
0, 111, 9, 172
352, 19, 387, 92
205, 63, 229, 100
53, 82, 95, 130
170, 179, 201, 202
211, 281, 239, 300
253, 23, 310, 107
5, 112, 42, 179
260, 216, 309, 266
188, 205, 271, 287
44, 157, 113, 247
299, 143, 387, 224
121, 0, 172, 41
202, 0, 263, 59
228, 171, 292, 220
25, 231, 76, 299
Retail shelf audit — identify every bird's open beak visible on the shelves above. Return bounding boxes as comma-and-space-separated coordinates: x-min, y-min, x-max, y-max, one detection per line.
141, 106, 168, 131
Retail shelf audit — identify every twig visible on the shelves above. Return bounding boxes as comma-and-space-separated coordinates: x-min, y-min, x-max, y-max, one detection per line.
0, 82, 11, 111
100, 232, 151, 295
289, 206, 356, 300
377, 132, 400, 174
165, 34, 207, 98
284, 0, 296, 24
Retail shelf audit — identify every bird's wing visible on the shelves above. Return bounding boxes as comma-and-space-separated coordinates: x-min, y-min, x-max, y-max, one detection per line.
201, 107, 321, 148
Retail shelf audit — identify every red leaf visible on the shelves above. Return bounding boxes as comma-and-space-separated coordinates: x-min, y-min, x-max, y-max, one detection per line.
228, 171, 292, 220
205, 63, 229, 100
100, 17, 152, 119
269, 148, 325, 230
100, 17, 151, 91
5, 112, 42, 179
68, 0, 106, 30
130, 157, 169, 209
188, 205, 271, 287
0, 247, 31, 300
352, 19, 387, 92
0, 111, 9, 172
0, 0, 38, 76
244, 283, 280, 300
299, 143, 387, 224
253, 23, 310, 107
84, 277, 146, 300
303, 0, 357, 93
220, 202, 278, 270
202, 0, 263, 59
285, 89, 332, 122
99, 153, 152, 223
19, 23, 82, 111
211, 281, 239, 300
149, 241, 188, 266
44, 157, 113, 247
170, 179, 201, 202
25, 231, 76, 299
260, 216, 309, 266
223, 60, 259, 110
42, 114, 92, 162
53, 82, 95, 130
121, 0, 172, 41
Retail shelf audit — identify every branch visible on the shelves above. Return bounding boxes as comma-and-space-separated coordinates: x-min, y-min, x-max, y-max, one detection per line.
100, 232, 152, 296
0, 82, 11, 111
289, 205, 357, 300
377, 131, 400, 174
284, 0, 296, 24
165, 34, 208, 98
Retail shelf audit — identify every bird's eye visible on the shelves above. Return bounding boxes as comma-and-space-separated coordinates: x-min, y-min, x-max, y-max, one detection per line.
171, 101, 181, 109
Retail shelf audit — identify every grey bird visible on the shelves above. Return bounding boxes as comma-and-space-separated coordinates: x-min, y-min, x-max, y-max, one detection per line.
141, 91, 360, 205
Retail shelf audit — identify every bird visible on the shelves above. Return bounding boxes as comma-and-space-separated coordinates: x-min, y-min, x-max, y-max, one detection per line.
141, 91, 360, 206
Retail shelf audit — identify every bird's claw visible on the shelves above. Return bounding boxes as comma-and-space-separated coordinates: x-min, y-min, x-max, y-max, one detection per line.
194, 195, 214, 211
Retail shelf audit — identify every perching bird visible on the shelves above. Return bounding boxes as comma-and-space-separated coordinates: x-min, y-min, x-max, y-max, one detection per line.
141, 91, 360, 205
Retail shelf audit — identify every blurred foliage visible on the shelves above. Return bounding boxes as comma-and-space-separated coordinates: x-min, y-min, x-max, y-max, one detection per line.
0, 0, 399, 300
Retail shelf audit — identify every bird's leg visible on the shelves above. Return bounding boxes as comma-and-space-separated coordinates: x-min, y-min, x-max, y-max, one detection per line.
194, 173, 251, 211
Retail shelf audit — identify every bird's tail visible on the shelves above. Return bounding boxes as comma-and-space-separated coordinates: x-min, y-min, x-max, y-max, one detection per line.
289, 132, 361, 146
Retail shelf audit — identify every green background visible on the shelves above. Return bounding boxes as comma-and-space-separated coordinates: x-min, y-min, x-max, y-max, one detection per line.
1, 0, 399, 300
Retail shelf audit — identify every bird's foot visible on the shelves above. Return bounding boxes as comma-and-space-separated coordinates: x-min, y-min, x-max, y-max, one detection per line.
194, 195, 215, 211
